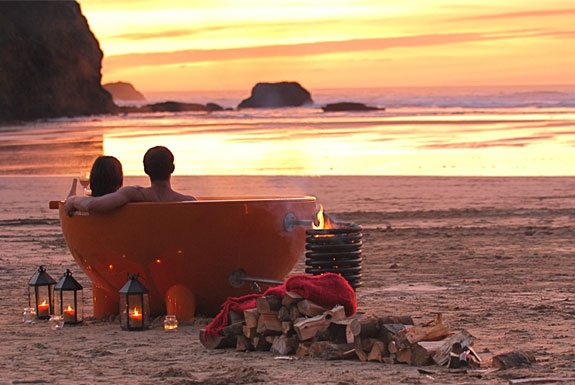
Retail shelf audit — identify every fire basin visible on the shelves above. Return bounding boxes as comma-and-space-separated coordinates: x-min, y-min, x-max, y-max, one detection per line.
54, 196, 316, 319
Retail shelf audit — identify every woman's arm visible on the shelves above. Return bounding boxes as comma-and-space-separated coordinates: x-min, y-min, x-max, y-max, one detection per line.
65, 186, 142, 216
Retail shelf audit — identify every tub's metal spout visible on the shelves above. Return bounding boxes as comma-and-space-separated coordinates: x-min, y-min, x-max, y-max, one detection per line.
228, 269, 284, 289
283, 212, 312, 232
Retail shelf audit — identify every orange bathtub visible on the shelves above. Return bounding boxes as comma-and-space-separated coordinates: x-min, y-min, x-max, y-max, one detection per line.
54, 196, 316, 320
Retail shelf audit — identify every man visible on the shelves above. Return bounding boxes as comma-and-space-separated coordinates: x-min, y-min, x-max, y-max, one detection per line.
65, 146, 196, 215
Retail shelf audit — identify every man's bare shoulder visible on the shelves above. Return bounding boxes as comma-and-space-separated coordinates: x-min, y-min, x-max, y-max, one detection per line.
119, 185, 149, 202
174, 192, 197, 202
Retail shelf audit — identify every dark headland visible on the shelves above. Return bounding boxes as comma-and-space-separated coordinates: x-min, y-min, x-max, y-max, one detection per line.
0, 1, 115, 124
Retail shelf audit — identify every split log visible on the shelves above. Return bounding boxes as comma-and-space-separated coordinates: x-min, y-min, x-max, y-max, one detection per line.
236, 335, 254, 352
379, 323, 410, 344
256, 295, 282, 313
492, 351, 536, 369
297, 300, 329, 317
277, 306, 291, 322
294, 305, 346, 341
325, 322, 348, 344
265, 335, 277, 345
396, 348, 412, 365
309, 341, 330, 358
354, 346, 368, 362
243, 308, 260, 328
394, 314, 450, 351
289, 306, 302, 322
281, 321, 293, 335
388, 341, 398, 354
354, 337, 381, 353
199, 321, 244, 349
251, 335, 271, 351
270, 335, 298, 356
199, 329, 227, 349
410, 341, 444, 366
229, 310, 244, 324
282, 291, 303, 307
243, 325, 257, 339
431, 330, 475, 366
349, 316, 380, 339
256, 313, 283, 335
509, 378, 575, 384
321, 343, 356, 360
296, 341, 312, 357
367, 341, 386, 362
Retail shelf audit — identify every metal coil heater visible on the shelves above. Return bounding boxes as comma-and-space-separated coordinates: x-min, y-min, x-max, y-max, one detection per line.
305, 223, 363, 290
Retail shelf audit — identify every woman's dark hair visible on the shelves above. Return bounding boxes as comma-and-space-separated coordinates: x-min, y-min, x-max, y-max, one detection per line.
89, 156, 123, 197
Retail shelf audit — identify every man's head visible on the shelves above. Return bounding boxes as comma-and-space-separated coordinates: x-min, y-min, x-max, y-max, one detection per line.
143, 146, 175, 181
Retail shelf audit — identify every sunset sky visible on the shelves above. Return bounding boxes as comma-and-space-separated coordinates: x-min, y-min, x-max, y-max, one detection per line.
79, 0, 575, 93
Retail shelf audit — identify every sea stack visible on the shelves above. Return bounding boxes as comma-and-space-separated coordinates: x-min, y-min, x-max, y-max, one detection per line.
103, 82, 146, 102
0, 1, 116, 124
238, 82, 313, 109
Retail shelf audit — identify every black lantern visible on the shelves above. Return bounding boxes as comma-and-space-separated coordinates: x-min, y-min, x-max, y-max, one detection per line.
28, 266, 56, 319
119, 274, 150, 331
54, 269, 83, 324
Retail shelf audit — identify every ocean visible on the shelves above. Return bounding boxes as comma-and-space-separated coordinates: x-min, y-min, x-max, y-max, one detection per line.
0, 85, 574, 176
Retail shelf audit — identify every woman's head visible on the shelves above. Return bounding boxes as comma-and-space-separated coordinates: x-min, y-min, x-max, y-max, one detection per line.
89, 156, 123, 197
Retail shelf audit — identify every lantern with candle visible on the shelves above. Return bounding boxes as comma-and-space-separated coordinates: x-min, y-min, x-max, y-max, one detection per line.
54, 269, 83, 324
119, 273, 150, 331
28, 266, 56, 320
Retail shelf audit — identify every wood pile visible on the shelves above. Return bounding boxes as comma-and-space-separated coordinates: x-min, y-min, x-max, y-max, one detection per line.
199, 292, 483, 367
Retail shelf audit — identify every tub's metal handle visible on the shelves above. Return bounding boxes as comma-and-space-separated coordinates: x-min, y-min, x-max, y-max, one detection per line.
283, 212, 312, 232
228, 269, 284, 289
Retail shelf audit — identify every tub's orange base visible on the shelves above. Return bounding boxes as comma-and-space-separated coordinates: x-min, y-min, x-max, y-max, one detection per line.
57, 196, 316, 319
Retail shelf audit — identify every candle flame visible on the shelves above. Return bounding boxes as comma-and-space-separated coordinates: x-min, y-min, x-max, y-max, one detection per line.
132, 308, 140, 317
40, 299, 48, 306
66, 305, 73, 312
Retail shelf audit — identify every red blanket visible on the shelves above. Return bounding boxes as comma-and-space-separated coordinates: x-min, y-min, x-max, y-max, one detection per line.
204, 273, 357, 338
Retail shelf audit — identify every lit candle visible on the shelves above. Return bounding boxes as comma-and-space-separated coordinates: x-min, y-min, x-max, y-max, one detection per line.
164, 315, 178, 331
129, 308, 143, 327
63, 304, 76, 323
38, 300, 50, 318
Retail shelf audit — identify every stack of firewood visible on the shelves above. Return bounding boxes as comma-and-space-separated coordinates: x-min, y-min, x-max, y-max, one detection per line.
199, 292, 482, 367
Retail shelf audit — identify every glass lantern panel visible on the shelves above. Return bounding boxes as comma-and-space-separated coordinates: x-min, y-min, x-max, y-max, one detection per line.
142, 294, 150, 327
61, 290, 82, 323
127, 294, 144, 329
33, 285, 52, 318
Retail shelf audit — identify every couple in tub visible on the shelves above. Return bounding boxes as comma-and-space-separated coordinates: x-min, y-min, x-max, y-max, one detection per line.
65, 146, 196, 216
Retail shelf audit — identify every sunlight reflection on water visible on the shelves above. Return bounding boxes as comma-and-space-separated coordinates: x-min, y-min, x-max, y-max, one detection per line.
1, 107, 574, 175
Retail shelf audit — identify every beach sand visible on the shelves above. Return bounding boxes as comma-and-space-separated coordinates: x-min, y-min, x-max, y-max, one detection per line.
1, 176, 574, 384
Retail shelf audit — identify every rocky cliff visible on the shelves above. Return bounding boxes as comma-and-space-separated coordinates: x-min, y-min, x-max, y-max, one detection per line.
0, 1, 116, 124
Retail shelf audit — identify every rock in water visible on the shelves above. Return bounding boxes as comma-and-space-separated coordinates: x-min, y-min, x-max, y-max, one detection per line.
0, 1, 116, 124
322, 102, 384, 112
238, 82, 313, 109
103, 82, 146, 101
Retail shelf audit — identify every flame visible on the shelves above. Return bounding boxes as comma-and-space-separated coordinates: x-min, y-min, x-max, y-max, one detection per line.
65, 305, 73, 312
312, 204, 333, 230
40, 299, 48, 306
132, 308, 141, 317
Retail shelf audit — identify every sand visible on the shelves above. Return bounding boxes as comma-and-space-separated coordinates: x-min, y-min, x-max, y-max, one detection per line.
1, 176, 574, 384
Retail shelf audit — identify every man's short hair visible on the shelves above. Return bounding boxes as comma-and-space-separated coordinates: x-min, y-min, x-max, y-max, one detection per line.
143, 146, 175, 181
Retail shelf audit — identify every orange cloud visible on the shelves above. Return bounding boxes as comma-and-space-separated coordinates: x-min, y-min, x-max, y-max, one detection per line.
105, 32, 503, 69
451, 8, 575, 22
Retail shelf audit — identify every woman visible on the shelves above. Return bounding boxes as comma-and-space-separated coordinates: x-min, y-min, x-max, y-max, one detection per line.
89, 156, 123, 197
66, 156, 123, 208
